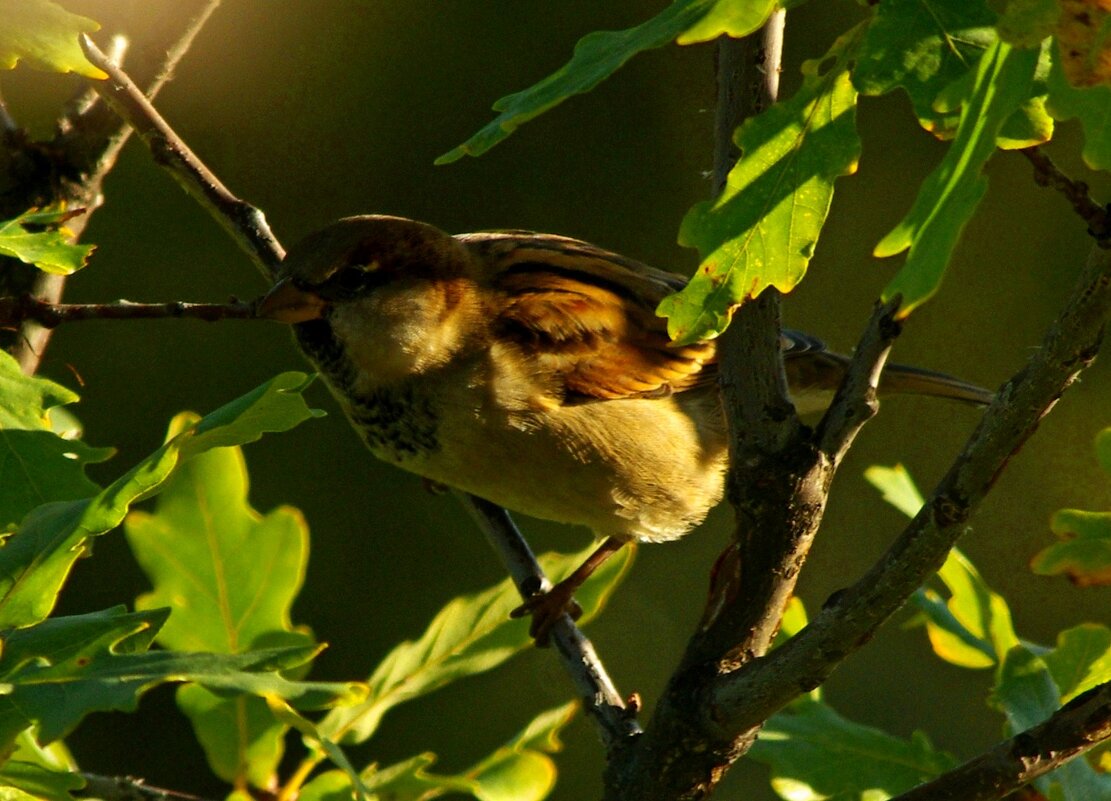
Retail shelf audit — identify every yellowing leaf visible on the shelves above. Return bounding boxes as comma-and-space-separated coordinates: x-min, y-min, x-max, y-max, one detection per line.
1056, 0, 1111, 86
660, 28, 861, 345
0, 209, 95, 276
0, 0, 105, 79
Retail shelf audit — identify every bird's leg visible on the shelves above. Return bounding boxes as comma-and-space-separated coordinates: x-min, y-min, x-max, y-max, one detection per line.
511, 536, 626, 645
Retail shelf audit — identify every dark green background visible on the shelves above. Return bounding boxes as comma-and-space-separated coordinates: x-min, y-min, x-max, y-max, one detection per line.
7, 1, 1111, 798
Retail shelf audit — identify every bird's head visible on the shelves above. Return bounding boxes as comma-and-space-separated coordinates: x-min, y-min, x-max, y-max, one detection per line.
259, 215, 483, 383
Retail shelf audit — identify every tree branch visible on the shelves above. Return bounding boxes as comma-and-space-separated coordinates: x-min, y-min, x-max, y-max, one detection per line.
458, 494, 641, 752
78, 773, 216, 801
1021, 146, 1111, 241
892, 681, 1111, 801
79, 36, 284, 280
713, 238, 1111, 730
0, 295, 258, 328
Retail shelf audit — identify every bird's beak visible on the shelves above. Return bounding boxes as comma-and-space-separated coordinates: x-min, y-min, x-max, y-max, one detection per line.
256, 278, 328, 323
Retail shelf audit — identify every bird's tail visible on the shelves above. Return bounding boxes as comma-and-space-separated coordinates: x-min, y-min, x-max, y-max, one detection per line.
880, 362, 995, 406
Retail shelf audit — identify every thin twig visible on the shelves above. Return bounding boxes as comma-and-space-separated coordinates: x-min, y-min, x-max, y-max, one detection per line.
891, 681, 1111, 801
79, 36, 284, 280
58, 35, 129, 134
713, 240, 1111, 731
0, 295, 259, 328
1021, 146, 1111, 242
79, 774, 216, 801
816, 296, 903, 462
457, 494, 641, 751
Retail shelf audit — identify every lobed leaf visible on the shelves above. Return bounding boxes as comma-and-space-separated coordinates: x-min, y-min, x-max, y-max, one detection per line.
0, 209, 95, 275
1055, 0, 1111, 87
1043, 624, 1111, 703
436, 0, 786, 163
0, 351, 111, 532
750, 697, 957, 800
660, 28, 861, 344
0, 372, 320, 630
0, 606, 363, 752
1046, 41, 1111, 172
1031, 427, 1111, 585
318, 546, 631, 745
0, 0, 105, 78
993, 0, 1060, 47
877, 40, 1040, 315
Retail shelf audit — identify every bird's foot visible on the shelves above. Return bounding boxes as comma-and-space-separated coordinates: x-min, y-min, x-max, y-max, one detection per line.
511, 583, 583, 646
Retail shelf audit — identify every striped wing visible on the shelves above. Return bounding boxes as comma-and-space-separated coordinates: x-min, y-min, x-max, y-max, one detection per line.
461, 231, 716, 403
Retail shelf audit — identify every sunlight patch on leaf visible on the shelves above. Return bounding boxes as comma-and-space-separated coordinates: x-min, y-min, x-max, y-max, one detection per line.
877, 40, 1040, 316
0, 209, 95, 275
0, 0, 105, 78
659, 28, 861, 345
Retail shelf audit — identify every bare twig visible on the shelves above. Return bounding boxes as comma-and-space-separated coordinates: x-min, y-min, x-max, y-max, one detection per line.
0, 295, 258, 328
79, 36, 284, 280
713, 240, 1111, 730
458, 494, 641, 751
892, 681, 1111, 801
816, 296, 903, 462
1022, 146, 1111, 242
79, 774, 216, 801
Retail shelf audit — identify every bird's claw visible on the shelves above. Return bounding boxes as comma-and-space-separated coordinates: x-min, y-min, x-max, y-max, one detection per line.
511, 586, 583, 646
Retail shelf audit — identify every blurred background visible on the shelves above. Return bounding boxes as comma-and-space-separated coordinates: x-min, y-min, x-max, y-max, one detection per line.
5, 1, 1111, 798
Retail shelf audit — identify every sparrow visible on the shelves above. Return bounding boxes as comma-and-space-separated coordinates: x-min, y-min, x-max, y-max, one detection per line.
257, 215, 992, 643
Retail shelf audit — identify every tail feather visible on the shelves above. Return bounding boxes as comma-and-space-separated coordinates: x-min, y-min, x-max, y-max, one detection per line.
880, 362, 994, 406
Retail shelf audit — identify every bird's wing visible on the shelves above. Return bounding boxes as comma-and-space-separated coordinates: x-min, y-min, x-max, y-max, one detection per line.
460, 231, 716, 403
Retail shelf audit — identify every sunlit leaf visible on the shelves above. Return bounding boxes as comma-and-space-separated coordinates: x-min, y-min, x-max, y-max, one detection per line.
126, 433, 314, 787
995, 645, 1111, 799
0, 372, 321, 629
0, 209, 95, 276
436, 0, 725, 164
660, 28, 861, 344
0, 0, 105, 78
318, 546, 630, 744
0, 607, 362, 751
877, 40, 1039, 315
865, 464, 1017, 667
1043, 624, 1111, 703
750, 697, 957, 800
0, 760, 83, 801
0, 350, 111, 532
853, 0, 998, 135
1032, 428, 1111, 585
675, 0, 779, 44
268, 698, 369, 801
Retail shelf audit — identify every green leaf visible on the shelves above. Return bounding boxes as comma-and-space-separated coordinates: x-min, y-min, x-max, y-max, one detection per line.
865, 464, 1018, 667
853, 0, 999, 136
1043, 624, 1111, 703
0, 761, 83, 801
863, 463, 926, 518
1032, 427, 1111, 585
660, 28, 861, 344
435, 0, 725, 164
877, 40, 1039, 316
675, 0, 779, 45
992, 0, 1060, 47
1047, 39, 1111, 170
0, 606, 363, 751
0, 0, 105, 78
126, 437, 314, 788
318, 545, 631, 744
0, 372, 320, 629
268, 697, 370, 801
749, 697, 957, 800
0, 350, 112, 532
332, 702, 577, 801
0, 209, 95, 275
994, 645, 1111, 800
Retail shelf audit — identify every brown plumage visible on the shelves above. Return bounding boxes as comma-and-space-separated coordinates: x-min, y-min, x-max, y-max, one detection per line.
259, 214, 991, 641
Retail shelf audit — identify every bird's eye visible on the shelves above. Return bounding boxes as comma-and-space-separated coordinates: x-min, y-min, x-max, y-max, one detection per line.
316, 266, 374, 300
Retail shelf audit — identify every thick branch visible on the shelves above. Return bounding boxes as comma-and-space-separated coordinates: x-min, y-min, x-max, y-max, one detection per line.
892, 681, 1111, 801
712, 241, 1111, 731
457, 494, 641, 752
1021, 146, 1111, 241
79, 36, 284, 280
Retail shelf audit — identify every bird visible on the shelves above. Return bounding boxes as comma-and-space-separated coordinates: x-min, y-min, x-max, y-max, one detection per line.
257, 214, 993, 643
